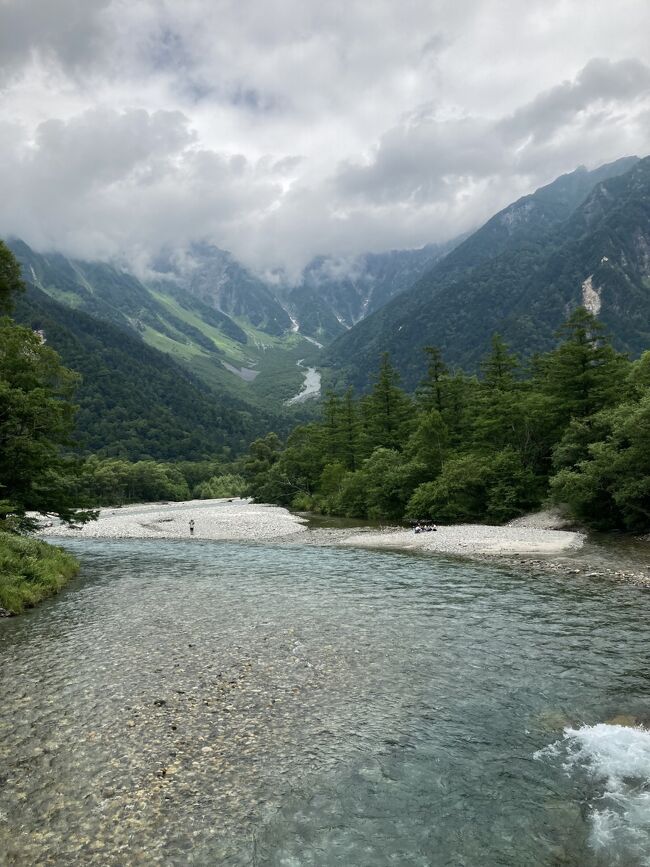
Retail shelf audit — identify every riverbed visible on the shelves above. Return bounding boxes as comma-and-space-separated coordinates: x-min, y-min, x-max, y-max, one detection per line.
2, 537, 650, 865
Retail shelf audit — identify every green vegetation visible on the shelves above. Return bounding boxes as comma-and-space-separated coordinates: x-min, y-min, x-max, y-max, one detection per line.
9, 238, 321, 412
0, 532, 79, 615
0, 306, 95, 531
328, 156, 647, 390
0, 240, 96, 613
243, 308, 650, 532
75, 457, 247, 504
14, 285, 285, 460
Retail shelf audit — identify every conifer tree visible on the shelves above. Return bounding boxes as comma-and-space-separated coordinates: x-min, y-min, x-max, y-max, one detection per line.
539, 307, 628, 425
362, 353, 412, 451
340, 388, 361, 471
418, 346, 449, 413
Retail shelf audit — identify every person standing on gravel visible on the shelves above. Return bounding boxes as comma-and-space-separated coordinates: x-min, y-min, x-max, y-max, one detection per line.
189, 519, 195, 536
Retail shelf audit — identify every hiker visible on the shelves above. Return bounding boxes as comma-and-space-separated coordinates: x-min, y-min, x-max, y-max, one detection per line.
189, 519, 195, 536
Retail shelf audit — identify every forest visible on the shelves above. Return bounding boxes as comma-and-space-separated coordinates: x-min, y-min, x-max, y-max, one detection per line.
3, 231, 650, 544
238, 308, 650, 532
67, 304, 650, 535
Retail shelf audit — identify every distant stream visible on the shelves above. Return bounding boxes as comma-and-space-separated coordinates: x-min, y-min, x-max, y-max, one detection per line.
2, 539, 650, 865
285, 359, 321, 405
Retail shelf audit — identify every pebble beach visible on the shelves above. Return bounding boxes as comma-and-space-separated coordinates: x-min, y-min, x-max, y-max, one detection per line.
40, 498, 582, 555
38, 498, 309, 541
37, 499, 650, 585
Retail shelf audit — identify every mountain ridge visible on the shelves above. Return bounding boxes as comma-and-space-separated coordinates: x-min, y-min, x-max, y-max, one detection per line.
326, 155, 644, 388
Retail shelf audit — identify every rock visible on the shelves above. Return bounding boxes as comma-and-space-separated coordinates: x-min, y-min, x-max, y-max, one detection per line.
0, 607, 13, 618
605, 714, 638, 727
153, 699, 167, 707
537, 710, 572, 732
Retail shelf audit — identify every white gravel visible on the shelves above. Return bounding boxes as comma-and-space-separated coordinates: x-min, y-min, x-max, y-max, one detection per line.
39, 500, 585, 557
38, 499, 308, 541
506, 508, 573, 531
340, 523, 585, 556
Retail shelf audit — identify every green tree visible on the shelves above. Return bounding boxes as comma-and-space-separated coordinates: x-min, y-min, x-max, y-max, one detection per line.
405, 409, 448, 480
538, 307, 628, 427
0, 240, 24, 314
0, 318, 94, 529
406, 449, 537, 523
362, 353, 413, 451
241, 432, 282, 488
360, 448, 421, 520
417, 346, 449, 414
480, 334, 518, 390
550, 392, 650, 531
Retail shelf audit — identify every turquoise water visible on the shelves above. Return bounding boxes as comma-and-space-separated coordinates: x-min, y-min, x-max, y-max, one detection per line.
1, 539, 650, 865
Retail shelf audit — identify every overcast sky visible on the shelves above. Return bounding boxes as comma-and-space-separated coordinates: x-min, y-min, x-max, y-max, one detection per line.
0, 0, 649, 279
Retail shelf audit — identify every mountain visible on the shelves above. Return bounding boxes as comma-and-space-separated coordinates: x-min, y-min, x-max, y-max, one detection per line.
153, 243, 293, 336
326, 156, 643, 389
13, 285, 280, 460
7, 239, 319, 410
278, 242, 458, 343
6, 235, 462, 409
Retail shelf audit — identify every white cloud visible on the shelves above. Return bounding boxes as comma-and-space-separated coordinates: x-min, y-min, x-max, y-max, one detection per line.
0, 0, 648, 276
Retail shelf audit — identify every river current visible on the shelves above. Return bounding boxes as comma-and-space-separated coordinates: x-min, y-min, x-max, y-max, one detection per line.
1, 539, 650, 865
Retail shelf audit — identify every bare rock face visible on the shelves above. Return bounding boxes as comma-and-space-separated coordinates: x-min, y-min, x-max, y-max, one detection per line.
581, 275, 602, 315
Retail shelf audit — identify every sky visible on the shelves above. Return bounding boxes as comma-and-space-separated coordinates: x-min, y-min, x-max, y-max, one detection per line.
0, 0, 649, 280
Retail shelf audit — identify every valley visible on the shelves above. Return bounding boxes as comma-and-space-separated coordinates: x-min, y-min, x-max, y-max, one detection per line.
3, 7, 650, 864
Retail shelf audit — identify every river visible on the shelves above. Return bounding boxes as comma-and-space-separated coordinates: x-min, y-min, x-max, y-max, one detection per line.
285, 360, 321, 405
1, 539, 650, 865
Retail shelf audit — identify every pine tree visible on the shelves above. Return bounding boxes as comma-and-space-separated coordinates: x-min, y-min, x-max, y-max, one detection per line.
539, 307, 628, 425
417, 346, 449, 413
340, 388, 362, 471
362, 353, 413, 451
480, 334, 518, 390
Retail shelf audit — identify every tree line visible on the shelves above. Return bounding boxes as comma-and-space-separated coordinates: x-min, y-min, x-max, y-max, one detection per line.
3, 231, 650, 535
241, 308, 650, 532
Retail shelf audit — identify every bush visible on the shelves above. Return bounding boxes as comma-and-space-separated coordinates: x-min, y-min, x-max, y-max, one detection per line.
193, 473, 248, 499
0, 532, 79, 614
406, 449, 539, 523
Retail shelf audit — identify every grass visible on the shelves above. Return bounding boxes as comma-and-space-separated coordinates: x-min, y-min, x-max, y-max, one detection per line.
141, 289, 324, 410
0, 532, 79, 615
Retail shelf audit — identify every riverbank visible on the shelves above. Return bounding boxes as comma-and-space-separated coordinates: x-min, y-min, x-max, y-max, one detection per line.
0, 532, 79, 615
38, 499, 578, 554
340, 523, 583, 557
38, 499, 308, 541
34, 498, 650, 588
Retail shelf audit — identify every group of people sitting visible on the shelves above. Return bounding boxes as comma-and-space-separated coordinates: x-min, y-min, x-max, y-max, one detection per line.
410, 520, 438, 534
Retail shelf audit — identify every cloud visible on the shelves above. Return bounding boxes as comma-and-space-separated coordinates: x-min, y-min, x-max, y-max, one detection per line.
502, 57, 650, 143
0, 0, 649, 277
335, 58, 650, 206
0, 0, 111, 78
0, 107, 281, 267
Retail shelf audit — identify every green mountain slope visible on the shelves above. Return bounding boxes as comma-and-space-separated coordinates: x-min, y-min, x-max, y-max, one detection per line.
8, 239, 318, 410
13, 285, 280, 460
327, 156, 643, 388
278, 242, 457, 343
153, 242, 293, 336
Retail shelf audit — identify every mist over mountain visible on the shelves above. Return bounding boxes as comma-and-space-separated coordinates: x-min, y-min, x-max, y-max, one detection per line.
327, 155, 646, 388
7, 152, 650, 443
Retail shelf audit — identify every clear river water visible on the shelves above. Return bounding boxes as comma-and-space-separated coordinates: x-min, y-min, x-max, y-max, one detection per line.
1, 539, 650, 866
